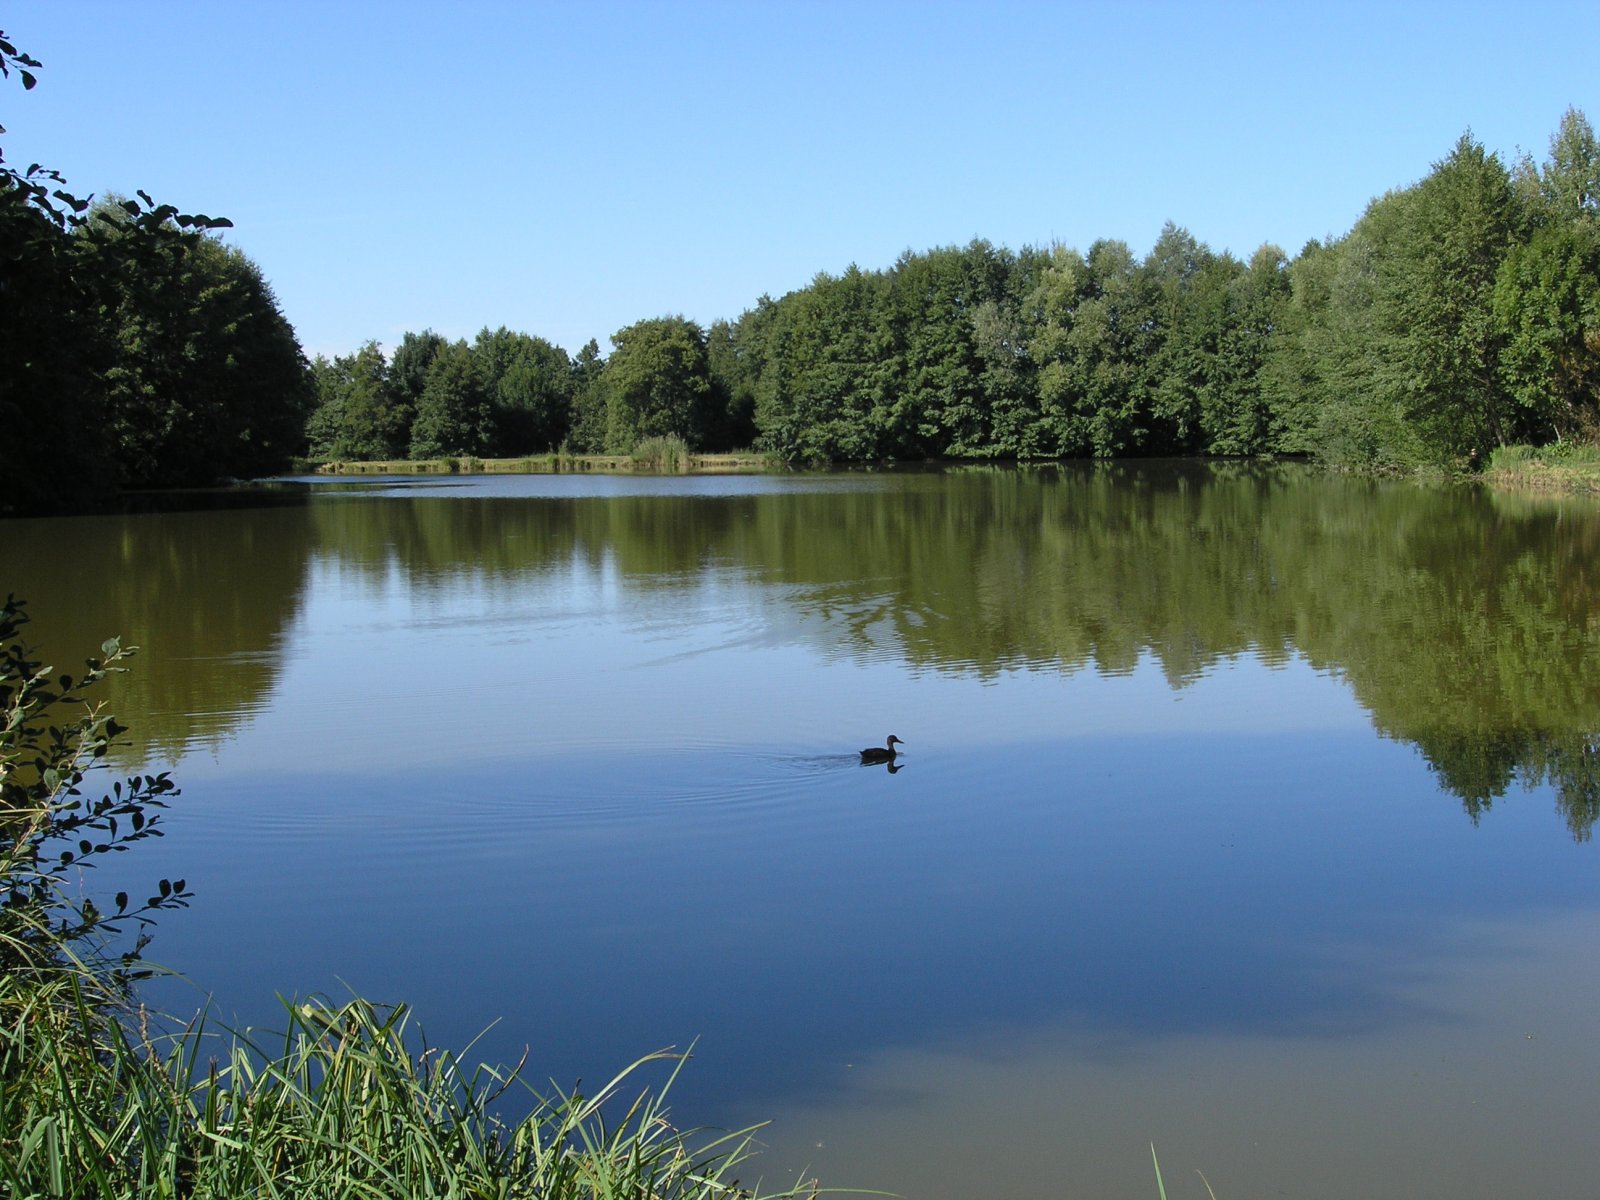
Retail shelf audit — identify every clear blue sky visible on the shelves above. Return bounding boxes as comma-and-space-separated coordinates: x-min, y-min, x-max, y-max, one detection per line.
7, 1, 1597, 360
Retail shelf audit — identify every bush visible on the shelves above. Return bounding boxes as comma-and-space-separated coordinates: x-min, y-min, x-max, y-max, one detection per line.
631, 434, 692, 471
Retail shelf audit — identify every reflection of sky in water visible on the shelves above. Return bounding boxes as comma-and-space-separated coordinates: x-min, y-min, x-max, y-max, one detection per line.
193, 550, 1370, 778
69, 474, 1600, 1200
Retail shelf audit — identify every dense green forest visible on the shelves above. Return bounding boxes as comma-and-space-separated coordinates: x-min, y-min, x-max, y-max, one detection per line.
307, 111, 1599, 474
3, 24, 1597, 512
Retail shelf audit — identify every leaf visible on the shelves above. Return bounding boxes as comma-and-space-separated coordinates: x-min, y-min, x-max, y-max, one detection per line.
115, 892, 128, 911
101, 637, 120, 657
20, 69, 35, 90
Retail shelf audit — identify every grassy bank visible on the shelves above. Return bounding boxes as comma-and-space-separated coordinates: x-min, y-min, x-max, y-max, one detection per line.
1484, 444, 1600, 494
0, 598, 814, 1199
304, 443, 778, 477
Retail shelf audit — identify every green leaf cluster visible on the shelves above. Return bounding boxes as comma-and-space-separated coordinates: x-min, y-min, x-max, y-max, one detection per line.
0, 595, 190, 1033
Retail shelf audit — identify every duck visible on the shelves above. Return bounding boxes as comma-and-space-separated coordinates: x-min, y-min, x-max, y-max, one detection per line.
860, 735, 905, 764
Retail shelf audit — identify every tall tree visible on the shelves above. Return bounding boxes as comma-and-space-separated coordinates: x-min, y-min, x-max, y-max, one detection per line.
2, 30, 308, 505
1540, 107, 1600, 225
1201, 244, 1289, 456
410, 339, 494, 459
1376, 134, 1522, 461
705, 312, 765, 451
471, 326, 572, 454
305, 341, 397, 460
566, 339, 609, 452
74, 200, 310, 488
754, 267, 895, 461
602, 316, 716, 452
384, 328, 446, 450
1493, 220, 1600, 440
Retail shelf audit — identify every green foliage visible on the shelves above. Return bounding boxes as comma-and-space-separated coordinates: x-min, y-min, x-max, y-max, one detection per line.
473, 325, 574, 454
755, 266, 897, 461
1494, 221, 1600, 438
306, 340, 404, 460
0, 993, 815, 1200
705, 314, 762, 450
1539, 106, 1600, 224
630, 433, 692, 471
0, 31, 308, 510
0, 596, 190, 1047
410, 339, 494, 459
1381, 135, 1522, 460
81, 204, 312, 487
566, 338, 611, 453
603, 315, 718, 453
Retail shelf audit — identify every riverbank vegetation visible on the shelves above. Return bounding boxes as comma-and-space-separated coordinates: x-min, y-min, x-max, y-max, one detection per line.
3, 23, 1597, 515
0, 595, 814, 1198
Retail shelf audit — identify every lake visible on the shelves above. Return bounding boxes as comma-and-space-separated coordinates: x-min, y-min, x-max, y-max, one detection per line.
3, 462, 1598, 1198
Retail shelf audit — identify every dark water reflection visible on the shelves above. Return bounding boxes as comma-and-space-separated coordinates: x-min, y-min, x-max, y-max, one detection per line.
2, 462, 1598, 1197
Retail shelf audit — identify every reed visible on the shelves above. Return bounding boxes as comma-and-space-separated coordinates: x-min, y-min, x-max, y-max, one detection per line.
2, 990, 814, 1199
1150, 1143, 1218, 1199
630, 434, 693, 472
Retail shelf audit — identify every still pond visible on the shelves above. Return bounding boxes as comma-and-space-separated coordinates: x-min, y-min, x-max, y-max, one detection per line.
4, 462, 1599, 1198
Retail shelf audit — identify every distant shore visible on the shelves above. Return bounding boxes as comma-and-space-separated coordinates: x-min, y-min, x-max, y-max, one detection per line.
301, 446, 1600, 496
304, 451, 778, 476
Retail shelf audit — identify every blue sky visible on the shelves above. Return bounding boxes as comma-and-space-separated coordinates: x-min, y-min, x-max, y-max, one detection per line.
6, 2, 1597, 360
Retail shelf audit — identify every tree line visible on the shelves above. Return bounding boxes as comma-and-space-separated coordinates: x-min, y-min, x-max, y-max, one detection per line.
308, 109, 1599, 472
4, 22, 1597, 512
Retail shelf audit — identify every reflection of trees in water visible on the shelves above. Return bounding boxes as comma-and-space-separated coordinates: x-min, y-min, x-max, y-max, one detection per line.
5, 466, 1596, 834
301, 466, 1600, 835
0, 499, 314, 767
1410, 728, 1600, 840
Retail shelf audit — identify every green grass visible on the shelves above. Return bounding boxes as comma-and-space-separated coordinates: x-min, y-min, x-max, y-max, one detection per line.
0, 986, 817, 1200
1486, 441, 1600, 493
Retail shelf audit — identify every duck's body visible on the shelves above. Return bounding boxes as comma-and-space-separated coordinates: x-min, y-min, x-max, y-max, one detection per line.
860, 735, 905, 763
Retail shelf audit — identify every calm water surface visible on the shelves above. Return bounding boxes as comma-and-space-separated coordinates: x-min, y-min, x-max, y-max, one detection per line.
4, 463, 1598, 1198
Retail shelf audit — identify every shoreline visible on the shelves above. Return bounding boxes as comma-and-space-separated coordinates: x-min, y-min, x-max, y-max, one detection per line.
304, 451, 778, 476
